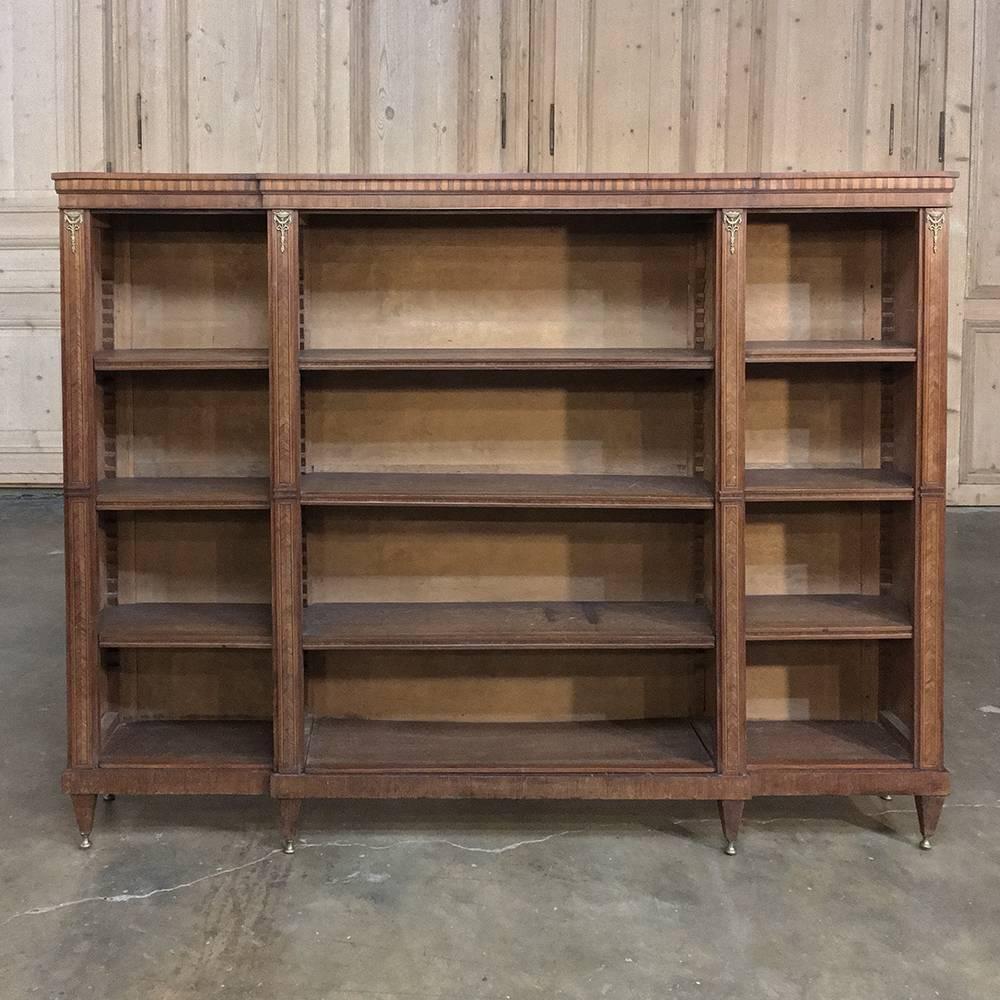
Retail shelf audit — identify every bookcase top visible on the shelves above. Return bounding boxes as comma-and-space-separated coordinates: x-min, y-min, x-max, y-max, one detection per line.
52, 171, 956, 211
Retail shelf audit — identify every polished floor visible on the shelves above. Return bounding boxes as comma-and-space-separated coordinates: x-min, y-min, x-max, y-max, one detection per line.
0, 493, 997, 999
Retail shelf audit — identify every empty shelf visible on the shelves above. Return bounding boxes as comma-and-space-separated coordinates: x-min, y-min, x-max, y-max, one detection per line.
98, 603, 272, 648
303, 601, 715, 650
94, 349, 269, 371
746, 594, 912, 640
747, 721, 912, 768
745, 468, 914, 501
101, 720, 272, 767
97, 477, 270, 510
746, 340, 916, 363
300, 472, 714, 509
299, 348, 714, 371
305, 718, 715, 773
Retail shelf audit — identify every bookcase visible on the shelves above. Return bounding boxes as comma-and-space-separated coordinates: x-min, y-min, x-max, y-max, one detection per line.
55, 172, 952, 854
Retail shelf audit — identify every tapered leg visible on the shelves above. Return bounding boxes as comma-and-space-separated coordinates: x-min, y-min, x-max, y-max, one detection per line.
279, 799, 303, 854
718, 800, 745, 855
71, 794, 97, 849
915, 795, 945, 850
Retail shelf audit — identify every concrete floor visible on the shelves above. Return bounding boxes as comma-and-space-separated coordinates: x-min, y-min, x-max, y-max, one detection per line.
0, 494, 997, 1000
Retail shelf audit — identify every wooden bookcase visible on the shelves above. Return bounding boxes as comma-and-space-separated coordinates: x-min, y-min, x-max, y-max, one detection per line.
54, 173, 953, 854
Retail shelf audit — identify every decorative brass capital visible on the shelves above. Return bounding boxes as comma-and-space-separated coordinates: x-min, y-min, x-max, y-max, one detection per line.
274, 211, 292, 254
927, 210, 945, 254
723, 210, 742, 255
64, 211, 83, 255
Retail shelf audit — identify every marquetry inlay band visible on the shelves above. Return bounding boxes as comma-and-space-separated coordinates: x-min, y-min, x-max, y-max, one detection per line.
64, 211, 83, 255
273, 211, 292, 253
926, 210, 945, 254
723, 210, 742, 255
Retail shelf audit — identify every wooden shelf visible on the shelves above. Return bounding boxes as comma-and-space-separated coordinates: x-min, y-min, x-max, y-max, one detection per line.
299, 347, 714, 372
97, 477, 270, 510
304, 718, 715, 773
101, 720, 272, 767
94, 349, 269, 371
746, 594, 912, 640
745, 340, 916, 364
300, 472, 714, 509
302, 601, 715, 650
745, 468, 914, 502
98, 603, 272, 648
747, 720, 912, 768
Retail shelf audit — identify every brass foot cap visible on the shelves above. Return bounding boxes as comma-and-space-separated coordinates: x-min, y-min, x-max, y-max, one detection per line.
79, 834, 92, 850
919, 837, 932, 850
283, 840, 295, 855
724, 841, 737, 856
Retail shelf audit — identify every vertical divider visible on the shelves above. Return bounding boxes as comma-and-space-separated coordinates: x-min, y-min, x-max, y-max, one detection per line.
714, 209, 747, 777
61, 208, 101, 770
269, 209, 305, 774
914, 208, 948, 771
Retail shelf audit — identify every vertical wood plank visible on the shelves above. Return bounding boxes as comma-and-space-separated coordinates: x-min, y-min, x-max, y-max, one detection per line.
715, 208, 747, 776
915, 207, 947, 769
61, 209, 101, 768
268, 208, 303, 774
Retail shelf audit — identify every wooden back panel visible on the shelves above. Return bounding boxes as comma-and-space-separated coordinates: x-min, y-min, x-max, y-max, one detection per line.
306, 650, 710, 723
303, 216, 713, 350
305, 510, 704, 604
304, 376, 702, 477
111, 216, 267, 350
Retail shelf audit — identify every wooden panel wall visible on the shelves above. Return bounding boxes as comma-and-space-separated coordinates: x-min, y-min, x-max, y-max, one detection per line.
0, 1, 105, 484
947, 1, 1000, 503
2, 1, 996, 499
528, 0, 926, 172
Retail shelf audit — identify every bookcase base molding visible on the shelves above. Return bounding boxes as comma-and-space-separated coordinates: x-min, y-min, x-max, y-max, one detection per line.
55, 171, 953, 854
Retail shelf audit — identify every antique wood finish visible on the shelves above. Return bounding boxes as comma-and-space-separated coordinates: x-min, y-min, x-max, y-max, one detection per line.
268, 208, 305, 783
714, 205, 747, 853
55, 172, 952, 853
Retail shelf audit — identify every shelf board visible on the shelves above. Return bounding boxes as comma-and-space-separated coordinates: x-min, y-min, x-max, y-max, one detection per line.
299, 347, 714, 372
96, 477, 270, 510
98, 603, 272, 648
101, 720, 272, 768
746, 594, 912, 641
745, 468, 914, 502
745, 340, 916, 364
300, 472, 714, 509
747, 720, 912, 768
303, 601, 715, 650
304, 718, 715, 773
94, 348, 269, 371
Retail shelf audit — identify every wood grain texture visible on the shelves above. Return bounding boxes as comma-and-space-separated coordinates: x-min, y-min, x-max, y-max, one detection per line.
299, 348, 714, 371
101, 719, 273, 767
305, 717, 714, 773
302, 601, 714, 650
747, 720, 911, 768
746, 594, 912, 641
94, 349, 270, 371
745, 341, 917, 363
714, 207, 747, 777
300, 473, 714, 510
744, 468, 915, 502
269, 208, 305, 775
96, 477, 270, 510
61, 209, 100, 768
98, 603, 272, 648
53, 172, 957, 211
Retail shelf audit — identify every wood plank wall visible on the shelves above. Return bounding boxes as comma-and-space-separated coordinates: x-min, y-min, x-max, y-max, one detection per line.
0, 0, 993, 500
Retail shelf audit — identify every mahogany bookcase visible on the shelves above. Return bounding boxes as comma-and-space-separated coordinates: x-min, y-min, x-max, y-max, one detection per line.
54, 172, 952, 854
